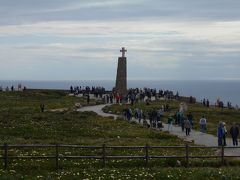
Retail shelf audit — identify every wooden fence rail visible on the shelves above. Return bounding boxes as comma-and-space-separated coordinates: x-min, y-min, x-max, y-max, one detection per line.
1, 144, 240, 170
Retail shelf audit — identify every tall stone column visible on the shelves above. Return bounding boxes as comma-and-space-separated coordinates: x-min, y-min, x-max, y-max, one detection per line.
115, 47, 127, 96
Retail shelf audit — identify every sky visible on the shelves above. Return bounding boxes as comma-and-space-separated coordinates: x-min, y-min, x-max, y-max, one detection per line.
0, 0, 240, 81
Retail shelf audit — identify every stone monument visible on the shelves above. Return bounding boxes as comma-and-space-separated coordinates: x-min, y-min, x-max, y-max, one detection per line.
115, 47, 127, 96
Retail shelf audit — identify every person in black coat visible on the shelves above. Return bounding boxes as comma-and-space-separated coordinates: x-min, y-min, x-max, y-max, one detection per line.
40, 103, 45, 113
230, 123, 239, 146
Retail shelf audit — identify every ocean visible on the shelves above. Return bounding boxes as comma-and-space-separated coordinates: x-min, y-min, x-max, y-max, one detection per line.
0, 80, 239, 106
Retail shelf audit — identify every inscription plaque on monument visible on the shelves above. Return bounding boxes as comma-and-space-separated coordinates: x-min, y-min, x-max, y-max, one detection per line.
115, 47, 127, 96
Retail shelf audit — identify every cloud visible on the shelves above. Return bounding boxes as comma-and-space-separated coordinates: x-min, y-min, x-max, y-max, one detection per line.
1, 20, 240, 64
0, 0, 240, 80
1, 0, 240, 25
1, 20, 240, 44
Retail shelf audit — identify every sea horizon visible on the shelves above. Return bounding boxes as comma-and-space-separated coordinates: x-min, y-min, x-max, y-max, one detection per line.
1, 79, 240, 106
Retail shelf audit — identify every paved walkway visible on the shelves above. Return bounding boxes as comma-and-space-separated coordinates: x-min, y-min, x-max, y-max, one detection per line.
78, 104, 119, 120
78, 104, 240, 156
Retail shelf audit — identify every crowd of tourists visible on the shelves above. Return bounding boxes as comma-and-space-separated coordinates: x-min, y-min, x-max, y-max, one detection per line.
167, 111, 239, 146
70, 85, 106, 98
120, 100, 239, 146
217, 122, 239, 146
0, 84, 27, 92
1, 83, 238, 146
125, 88, 178, 103
71, 85, 239, 146
71, 85, 240, 110
110, 88, 177, 106
202, 97, 238, 110
122, 106, 165, 129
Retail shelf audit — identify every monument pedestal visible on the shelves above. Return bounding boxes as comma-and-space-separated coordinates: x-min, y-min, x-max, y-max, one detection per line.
115, 56, 127, 96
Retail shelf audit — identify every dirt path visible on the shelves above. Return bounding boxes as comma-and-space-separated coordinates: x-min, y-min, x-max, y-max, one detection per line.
78, 104, 240, 156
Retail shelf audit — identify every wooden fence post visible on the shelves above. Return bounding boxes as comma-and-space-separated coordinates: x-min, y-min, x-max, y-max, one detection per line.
221, 145, 224, 165
145, 144, 149, 166
185, 144, 189, 167
4, 143, 8, 170
55, 144, 59, 170
102, 144, 106, 167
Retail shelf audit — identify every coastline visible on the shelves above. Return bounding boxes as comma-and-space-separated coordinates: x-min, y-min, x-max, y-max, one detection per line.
0, 79, 240, 106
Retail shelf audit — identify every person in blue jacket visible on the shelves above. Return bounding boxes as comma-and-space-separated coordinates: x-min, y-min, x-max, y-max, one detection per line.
217, 122, 225, 146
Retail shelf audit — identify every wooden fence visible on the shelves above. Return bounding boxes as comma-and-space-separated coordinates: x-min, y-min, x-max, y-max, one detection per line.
1, 144, 240, 170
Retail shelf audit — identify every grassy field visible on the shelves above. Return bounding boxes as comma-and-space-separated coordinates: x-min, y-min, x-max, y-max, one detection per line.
0, 90, 240, 179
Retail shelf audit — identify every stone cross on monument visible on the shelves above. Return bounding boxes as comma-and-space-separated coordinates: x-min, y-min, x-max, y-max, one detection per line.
115, 47, 127, 97
120, 47, 127, 58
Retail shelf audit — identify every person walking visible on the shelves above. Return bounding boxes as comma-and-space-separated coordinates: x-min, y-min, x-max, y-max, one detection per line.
184, 119, 191, 136
157, 108, 163, 122
178, 111, 184, 131
181, 116, 185, 132
217, 122, 225, 146
136, 108, 143, 123
87, 94, 90, 104
222, 122, 227, 146
199, 116, 207, 133
230, 123, 239, 146
126, 108, 132, 122
40, 103, 45, 113
187, 112, 194, 128
167, 115, 173, 131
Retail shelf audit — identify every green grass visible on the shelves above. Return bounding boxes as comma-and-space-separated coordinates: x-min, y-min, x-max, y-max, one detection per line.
0, 89, 96, 114
0, 90, 239, 179
1, 167, 240, 179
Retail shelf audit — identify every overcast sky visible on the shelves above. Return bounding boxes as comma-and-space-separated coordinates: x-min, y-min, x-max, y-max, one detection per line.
1, 0, 240, 80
